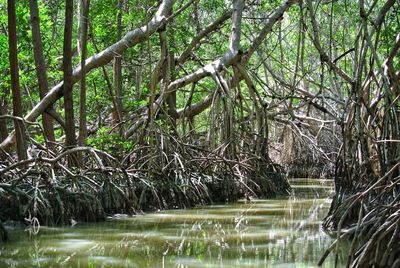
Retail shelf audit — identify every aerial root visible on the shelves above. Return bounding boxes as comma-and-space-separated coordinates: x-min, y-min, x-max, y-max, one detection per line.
0, 132, 290, 227
320, 167, 400, 267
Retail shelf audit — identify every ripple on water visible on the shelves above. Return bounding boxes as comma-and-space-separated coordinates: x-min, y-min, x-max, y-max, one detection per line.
88, 256, 132, 266
57, 239, 96, 251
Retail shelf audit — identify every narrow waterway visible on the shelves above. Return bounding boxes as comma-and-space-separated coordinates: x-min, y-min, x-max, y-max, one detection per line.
0, 179, 345, 267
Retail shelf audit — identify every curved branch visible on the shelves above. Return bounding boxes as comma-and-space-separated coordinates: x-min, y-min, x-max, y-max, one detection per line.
242, 0, 299, 63
166, 0, 244, 95
305, 0, 353, 84
176, 92, 214, 118
0, 146, 119, 175
177, 10, 233, 65
167, 0, 298, 95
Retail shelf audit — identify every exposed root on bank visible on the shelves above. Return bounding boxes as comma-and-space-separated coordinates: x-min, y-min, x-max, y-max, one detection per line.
269, 119, 339, 179
0, 147, 128, 225
0, 132, 290, 229
320, 163, 400, 267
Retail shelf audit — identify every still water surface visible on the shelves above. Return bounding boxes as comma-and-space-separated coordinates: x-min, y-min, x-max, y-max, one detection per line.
0, 179, 342, 267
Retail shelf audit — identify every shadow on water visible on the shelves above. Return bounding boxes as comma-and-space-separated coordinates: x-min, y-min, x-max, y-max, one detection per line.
0, 179, 349, 267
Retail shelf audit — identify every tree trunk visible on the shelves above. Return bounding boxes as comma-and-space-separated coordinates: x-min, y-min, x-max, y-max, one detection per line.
167, 53, 176, 129
63, 0, 77, 152
0, 94, 8, 143
112, 0, 123, 130
29, 0, 56, 148
78, 0, 90, 145
8, 0, 28, 161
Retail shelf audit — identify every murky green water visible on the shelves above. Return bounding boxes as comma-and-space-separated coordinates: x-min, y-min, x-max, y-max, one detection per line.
0, 179, 344, 267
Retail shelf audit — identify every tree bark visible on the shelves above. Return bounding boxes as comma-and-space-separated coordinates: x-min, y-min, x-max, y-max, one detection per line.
78, 0, 90, 145
112, 0, 123, 130
0, 93, 8, 143
63, 0, 77, 151
8, 0, 28, 161
29, 0, 56, 147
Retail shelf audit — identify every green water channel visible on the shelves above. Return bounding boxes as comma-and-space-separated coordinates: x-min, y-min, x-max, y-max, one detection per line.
0, 179, 346, 267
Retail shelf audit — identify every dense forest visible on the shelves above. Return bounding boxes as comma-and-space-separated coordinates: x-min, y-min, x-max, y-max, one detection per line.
0, 0, 399, 266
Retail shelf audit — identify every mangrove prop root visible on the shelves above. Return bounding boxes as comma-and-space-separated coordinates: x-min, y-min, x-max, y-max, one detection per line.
0, 132, 290, 229
320, 165, 400, 267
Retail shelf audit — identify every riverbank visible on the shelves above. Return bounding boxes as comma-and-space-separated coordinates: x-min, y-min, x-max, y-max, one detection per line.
0, 148, 291, 229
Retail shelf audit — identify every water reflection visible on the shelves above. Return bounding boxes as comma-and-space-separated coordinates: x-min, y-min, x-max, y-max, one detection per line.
0, 179, 347, 267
